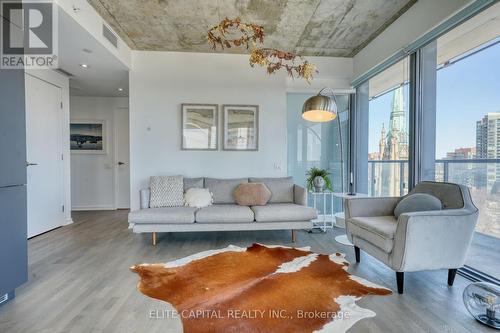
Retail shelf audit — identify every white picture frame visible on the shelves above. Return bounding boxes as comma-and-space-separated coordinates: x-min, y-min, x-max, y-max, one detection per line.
70, 120, 107, 154
222, 105, 259, 151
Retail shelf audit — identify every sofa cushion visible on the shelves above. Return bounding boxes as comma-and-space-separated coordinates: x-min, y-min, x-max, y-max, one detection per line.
149, 175, 184, 208
184, 188, 213, 208
251, 204, 317, 222
205, 178, 248, 204
184, 177, 204, 192
128, 207, 196, 224
234, 183, 271, 206
394, 193, 442, 218
249, 177, 294, 203
347, 216, 398, 253
196, 204, 255, 223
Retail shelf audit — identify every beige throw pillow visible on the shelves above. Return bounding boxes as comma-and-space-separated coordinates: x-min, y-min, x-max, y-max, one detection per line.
234, 183, 271, 206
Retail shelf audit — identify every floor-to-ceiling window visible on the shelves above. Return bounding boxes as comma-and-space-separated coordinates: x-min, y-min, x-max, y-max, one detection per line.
434, 5, 500, 280
355, 1, 499, 283
287, 93, 349, 212
367, 58, 410, 197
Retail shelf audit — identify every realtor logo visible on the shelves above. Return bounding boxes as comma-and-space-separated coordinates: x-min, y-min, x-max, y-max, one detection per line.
1, 0, 58, 68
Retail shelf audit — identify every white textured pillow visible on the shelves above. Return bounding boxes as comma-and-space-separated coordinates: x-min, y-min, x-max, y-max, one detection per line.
149, 175, 184, 208
184, 188, 213, 208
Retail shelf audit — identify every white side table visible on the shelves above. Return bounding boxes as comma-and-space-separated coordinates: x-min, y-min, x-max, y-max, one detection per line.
308, 191, 335, 232
332, 192, 368, 246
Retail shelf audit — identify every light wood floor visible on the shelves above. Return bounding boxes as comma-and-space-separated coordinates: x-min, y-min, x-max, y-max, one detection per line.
0, 210, 491, 333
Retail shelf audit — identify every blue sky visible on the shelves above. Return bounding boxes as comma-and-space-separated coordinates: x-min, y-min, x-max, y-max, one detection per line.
368, 41, 500, 158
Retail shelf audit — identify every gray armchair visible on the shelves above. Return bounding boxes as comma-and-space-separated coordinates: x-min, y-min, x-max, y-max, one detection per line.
345, 181, 478, 294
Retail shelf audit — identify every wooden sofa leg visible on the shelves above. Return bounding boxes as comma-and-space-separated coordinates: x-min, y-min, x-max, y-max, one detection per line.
152, 232, 157, 246
396, 272, 404, 294
448, 269, 457, 286
291, 230, 296, 243
354, 246, 360, 263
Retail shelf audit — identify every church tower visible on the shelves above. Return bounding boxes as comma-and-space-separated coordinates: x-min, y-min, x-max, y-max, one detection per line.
378, 123, 386, 159
376, 86, 409, 196
383, 86, 408, 160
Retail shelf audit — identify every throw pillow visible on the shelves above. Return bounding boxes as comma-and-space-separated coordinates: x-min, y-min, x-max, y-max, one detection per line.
184, 188, 213, 208
234, 183, 272, 206
394, 193, 442, 218
149, 175, 184, 208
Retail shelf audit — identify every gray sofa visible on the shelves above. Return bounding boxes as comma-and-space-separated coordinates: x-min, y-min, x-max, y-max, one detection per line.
345, 181, 479, 294
128, 177, 317, 245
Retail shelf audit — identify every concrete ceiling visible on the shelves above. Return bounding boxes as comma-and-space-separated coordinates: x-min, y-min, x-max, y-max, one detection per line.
88, 0, 417, 57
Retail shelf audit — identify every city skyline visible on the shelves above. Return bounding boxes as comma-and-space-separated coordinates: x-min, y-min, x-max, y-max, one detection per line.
368, 40, 500, 159
369, 110, 500, 160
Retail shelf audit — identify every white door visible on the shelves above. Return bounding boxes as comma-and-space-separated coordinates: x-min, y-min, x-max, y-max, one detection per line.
114, 107, 130, 209
26, 74, 65, 237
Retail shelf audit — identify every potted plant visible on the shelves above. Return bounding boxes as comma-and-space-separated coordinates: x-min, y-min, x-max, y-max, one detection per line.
306, 167, 333, 192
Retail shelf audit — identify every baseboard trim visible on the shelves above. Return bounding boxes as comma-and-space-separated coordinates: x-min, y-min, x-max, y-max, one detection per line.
71, 206, 116, 211
64, 218, 74, 225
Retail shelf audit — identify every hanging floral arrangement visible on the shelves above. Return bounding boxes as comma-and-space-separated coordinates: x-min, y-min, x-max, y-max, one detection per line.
249, 48, 317, 83
207, 17, 264, 50
207, 18, 317, 82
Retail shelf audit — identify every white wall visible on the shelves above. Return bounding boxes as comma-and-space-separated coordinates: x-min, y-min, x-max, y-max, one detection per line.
70, 96, 128, 210
129, 51, 353, 210
353, 0, 473, 79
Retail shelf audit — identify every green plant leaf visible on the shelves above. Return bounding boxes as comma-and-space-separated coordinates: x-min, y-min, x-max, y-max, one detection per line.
305, 167, 333, 191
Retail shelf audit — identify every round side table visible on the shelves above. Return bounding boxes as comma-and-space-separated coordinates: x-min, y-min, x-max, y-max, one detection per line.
332, 192, 368, 246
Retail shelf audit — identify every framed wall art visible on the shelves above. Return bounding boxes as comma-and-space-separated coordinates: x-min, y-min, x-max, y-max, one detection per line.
181, 103, 218, 150
222, 105, 259, 151
70, 120, 107, 154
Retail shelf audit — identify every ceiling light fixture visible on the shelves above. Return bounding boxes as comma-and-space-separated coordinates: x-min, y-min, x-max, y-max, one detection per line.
79, 63, 89, 69
117, 88, 123, 92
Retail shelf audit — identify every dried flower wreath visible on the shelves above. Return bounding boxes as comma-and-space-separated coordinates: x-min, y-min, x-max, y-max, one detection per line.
207, 18, 317, 82
249, 48, 318, 83
207, 17, 264, 50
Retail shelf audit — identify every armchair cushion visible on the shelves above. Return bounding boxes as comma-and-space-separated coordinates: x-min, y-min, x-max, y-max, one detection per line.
393, 193, 442, 218
347, 216, 398, 253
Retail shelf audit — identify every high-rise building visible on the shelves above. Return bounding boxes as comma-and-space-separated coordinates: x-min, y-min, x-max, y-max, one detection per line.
446, 147, 476, 159
444, 147, 476, 187
476, 113, 500, 191
475, 113, 500, 237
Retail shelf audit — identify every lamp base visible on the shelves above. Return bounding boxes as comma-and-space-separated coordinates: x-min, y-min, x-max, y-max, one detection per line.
476, 314, 500, 329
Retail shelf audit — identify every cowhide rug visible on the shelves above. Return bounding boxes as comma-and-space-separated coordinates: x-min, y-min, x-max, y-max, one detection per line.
131, 243, 391, 332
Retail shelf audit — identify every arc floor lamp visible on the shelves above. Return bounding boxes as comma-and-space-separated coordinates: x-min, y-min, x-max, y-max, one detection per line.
302, 87, 355, 246
302, 87, 346, 194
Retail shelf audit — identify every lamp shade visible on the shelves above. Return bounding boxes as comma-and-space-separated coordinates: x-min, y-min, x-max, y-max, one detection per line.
302, 94, 337, 122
